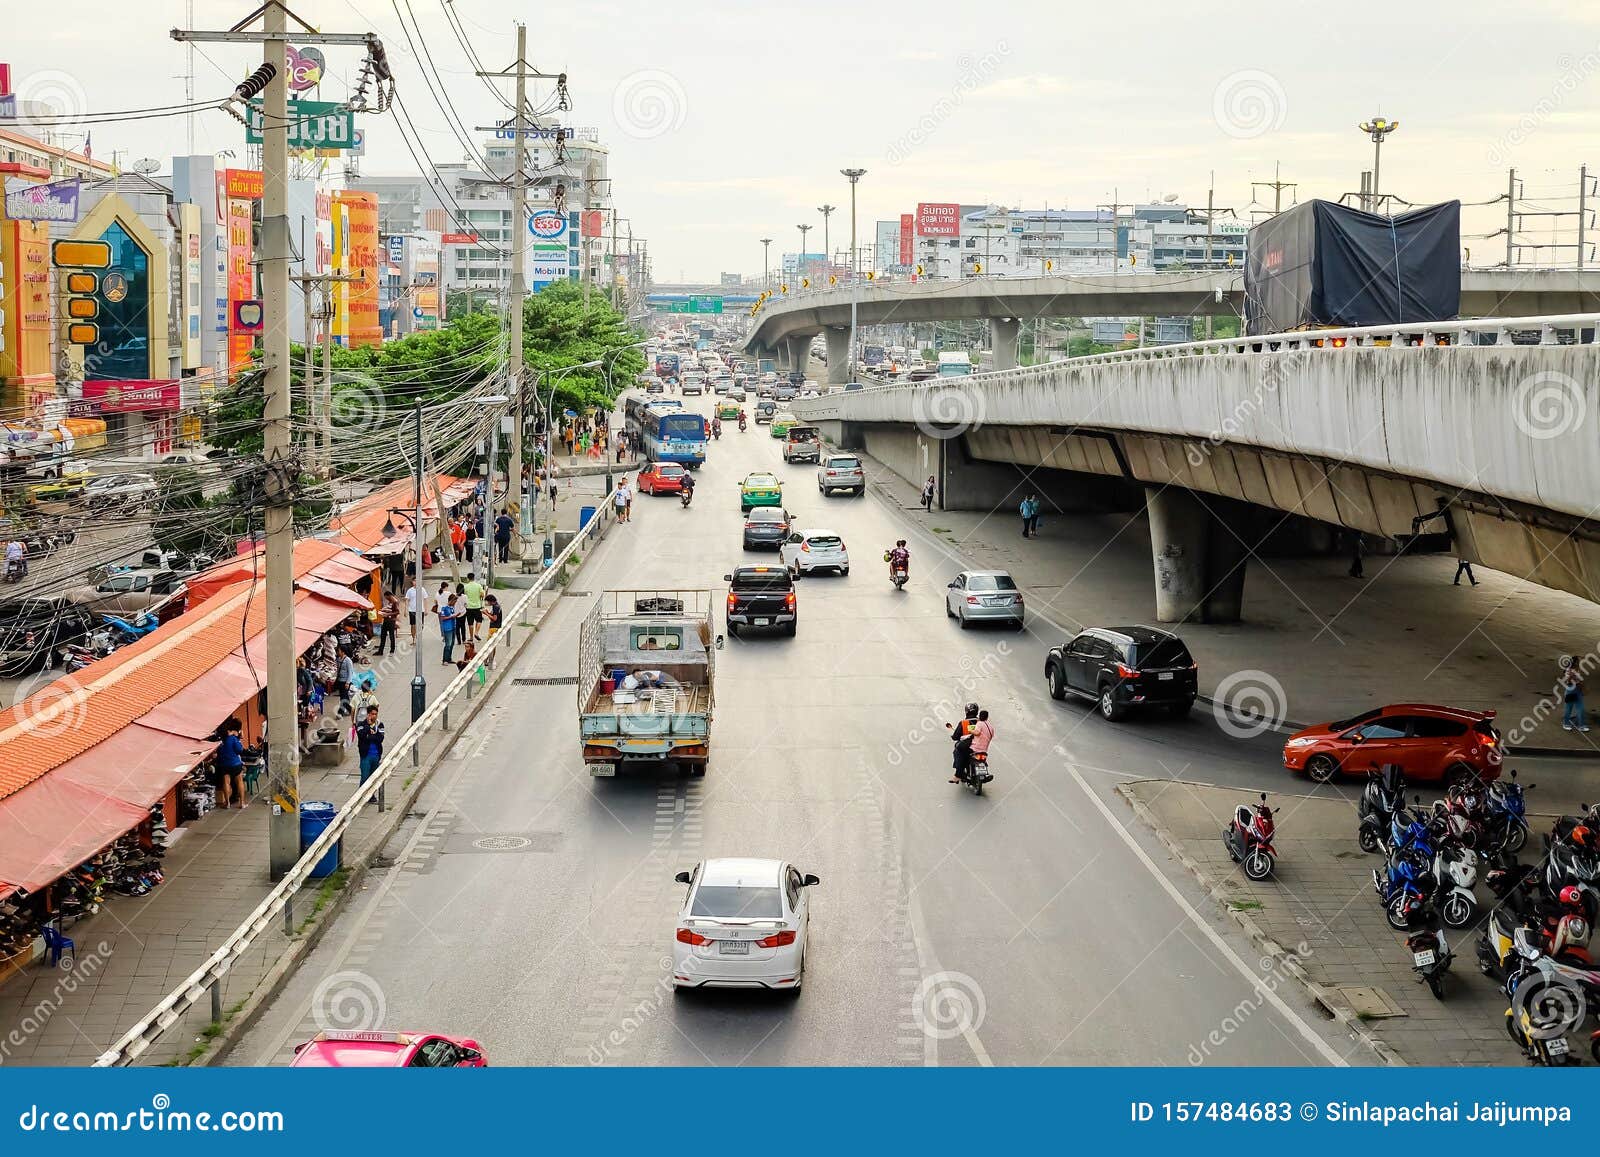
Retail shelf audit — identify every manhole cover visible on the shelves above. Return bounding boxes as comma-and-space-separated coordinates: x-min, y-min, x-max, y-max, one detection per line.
1335, 986, 1406, 1019
473, 835, 532, 851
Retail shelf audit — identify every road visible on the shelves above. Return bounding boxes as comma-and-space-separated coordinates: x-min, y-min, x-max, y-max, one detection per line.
232, 396, 1370, 1067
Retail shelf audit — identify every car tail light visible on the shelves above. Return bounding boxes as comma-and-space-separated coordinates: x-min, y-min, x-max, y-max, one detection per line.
727, 594, 738, 613
966, 595, 981, 604
801, 541, 810, 552
1116, 663, 1138, 679
755, 930, 797, 948
745, 521, 758, 529
785, 591, 796, 611
676, 928, 712, 946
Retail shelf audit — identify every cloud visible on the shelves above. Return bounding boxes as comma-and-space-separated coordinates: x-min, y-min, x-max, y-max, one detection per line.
895, 49, 940, 62
969, 74, 1085, 100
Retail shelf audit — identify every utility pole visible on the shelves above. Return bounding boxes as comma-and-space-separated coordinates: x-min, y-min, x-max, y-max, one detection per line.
290, 269, 362, 476
1507, 167, 1518, 269
1205, 175, 1215, 340
841, 168, 866, 381
1580, 164, 1590, 270
817, 204, 835, 272
175, 3, 381, 877
609, 209, 620, 310
1251, 162, 1297, 218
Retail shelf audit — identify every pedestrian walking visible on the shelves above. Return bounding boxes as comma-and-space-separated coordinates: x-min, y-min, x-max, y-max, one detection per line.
336, 650, 354, 716
439, 594, 460, 664
494, 508, 514, 563
1562, 662, 1590, 732
1347, 530, 1365, 579
614, 481, 631, 523
379, 591, 400, 655
354, 705, 385, 790
462, 572, 486, 641
449, 518, 466, 561
1453, 558, 1478, 586
404, 582, 430, 644
921, 475, 936, 512
1025, 494, 1042, 537
1019, 495, 1037, 538
484, 594, 503, 638
548, 478, 558, 506
464, 519, 478, 564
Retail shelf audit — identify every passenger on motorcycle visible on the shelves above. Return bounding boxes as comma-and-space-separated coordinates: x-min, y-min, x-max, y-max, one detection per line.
886, 540, 910, 580
712, 416, 722, 437
947, 702, 979, 783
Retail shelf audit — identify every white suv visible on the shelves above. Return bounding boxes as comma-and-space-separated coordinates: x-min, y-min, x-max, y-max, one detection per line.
780, 528, 850, 577
817, 454, 865, 496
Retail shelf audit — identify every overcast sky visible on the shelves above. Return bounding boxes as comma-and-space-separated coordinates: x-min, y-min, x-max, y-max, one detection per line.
9, 0, 1600, 280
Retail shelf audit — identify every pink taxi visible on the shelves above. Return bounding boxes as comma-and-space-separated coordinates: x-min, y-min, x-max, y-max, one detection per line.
290, 1030, 487, 1067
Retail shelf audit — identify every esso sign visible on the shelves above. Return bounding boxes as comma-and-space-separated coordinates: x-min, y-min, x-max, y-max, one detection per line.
529, 211, 567, 240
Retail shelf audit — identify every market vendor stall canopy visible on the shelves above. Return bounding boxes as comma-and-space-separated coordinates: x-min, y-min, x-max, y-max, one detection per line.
331, 474, 477, 558
184, 538, 377, 608
0, 573, 366, 899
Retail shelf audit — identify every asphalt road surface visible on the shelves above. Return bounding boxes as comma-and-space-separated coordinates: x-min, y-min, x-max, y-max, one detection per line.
232, 398, 1371, 1068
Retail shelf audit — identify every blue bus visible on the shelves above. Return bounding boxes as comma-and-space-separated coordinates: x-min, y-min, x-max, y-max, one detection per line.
630, 401, 706, 467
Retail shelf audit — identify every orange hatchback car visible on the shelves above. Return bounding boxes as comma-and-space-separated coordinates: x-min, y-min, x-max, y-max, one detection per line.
1283, 703, 1502, 788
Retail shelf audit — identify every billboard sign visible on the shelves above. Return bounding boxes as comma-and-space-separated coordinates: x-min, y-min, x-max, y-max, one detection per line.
915, 202, 960, 237
441, 232, 478, 245
285, 45, 326, 92
81, 379, 182, 413
529, 210, 569, 241
226, 196, 254, 370
900, 214, 914, 264
224, 168, 264, 200
334, 190, 382, 348
4, 178, 81, 223
581, 210, 604, 238
246, 99, 357, 150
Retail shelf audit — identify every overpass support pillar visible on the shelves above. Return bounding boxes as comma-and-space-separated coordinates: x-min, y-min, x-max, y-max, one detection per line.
825, 327, 851, 384
1146, 488, 1249, 624
785, 335, 811, 380
990, 317, 1021, 371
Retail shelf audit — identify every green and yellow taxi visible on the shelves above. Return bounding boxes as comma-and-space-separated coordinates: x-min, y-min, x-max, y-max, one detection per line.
769, 412, 797, 438
739, 471, 783, 512
25, 470, 91, 504
717, 400, 741, 421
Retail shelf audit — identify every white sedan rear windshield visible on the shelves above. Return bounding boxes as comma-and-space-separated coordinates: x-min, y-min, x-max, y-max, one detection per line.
692, 885, 783, 918
827, 458, 861, 469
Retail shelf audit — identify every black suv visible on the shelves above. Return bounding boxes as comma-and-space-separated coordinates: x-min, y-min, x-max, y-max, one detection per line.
0, 599, 96, 677
724, 566, 796, 637
1044, 626, 1197, 721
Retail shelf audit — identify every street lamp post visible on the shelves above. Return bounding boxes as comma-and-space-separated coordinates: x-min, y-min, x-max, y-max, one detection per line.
1359, 117, 1398, 213
817, 204, 835, 273
760, 237, 772, 291
796, 224, 812, 289
840, 168, 867, 380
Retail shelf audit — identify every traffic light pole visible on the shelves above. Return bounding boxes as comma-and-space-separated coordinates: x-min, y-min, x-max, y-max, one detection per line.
174, 4, 380, 879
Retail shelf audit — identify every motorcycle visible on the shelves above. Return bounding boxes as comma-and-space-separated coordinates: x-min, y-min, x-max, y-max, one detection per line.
2, 558, 24, 584
1375, 852, 1437, 929
1222, 793, 1278, 881
1358, 764, 1406, 853
680, 486, 694, 509
59, 627, 116, 674
1407, 927, 1452, 999
737, 415, 747, 432
884, 552, 909, 590
1481, 769, 1533, 855
1501, 929, 1600, 1064
712, 422, 722, 441
1429, 844, 1480, 929
103, 613, 159, 645
961, 750, 994, 796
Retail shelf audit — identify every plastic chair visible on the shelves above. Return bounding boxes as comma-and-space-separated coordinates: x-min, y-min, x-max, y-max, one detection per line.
40, 924, 74, 968
242, 758, 262, 796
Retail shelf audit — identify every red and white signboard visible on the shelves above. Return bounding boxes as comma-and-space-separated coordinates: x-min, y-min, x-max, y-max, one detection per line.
81, 379, 182, 413
899, 214, 914, 265
915, 202, 960, 237
581, 210, 605, 239
441, 232, 479, 245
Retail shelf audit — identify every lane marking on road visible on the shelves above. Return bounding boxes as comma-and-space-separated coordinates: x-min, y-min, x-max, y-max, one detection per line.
903, 840, 993, 1068
1063, 761, 1347, 1067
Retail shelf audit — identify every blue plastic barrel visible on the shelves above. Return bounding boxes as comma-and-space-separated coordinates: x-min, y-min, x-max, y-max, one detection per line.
300, 801, 341, 878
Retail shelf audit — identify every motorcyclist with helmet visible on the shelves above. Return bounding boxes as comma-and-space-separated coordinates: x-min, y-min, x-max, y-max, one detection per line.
947, 702, 979, 783
886, 539, 910, 583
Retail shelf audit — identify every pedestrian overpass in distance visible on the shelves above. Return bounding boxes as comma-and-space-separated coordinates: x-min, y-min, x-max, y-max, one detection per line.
748, 269, 1600, 384
790, 314, 1600, 623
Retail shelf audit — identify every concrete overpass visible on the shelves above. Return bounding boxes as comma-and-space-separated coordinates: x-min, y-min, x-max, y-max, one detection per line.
790, 313, 1600, 622
749, 270, 1600, 384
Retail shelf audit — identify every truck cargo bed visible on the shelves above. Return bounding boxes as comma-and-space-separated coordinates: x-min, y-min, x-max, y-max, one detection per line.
590, 684, 710, 716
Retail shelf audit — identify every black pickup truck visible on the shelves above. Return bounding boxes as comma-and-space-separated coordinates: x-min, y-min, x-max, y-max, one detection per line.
724, 566, 796, 638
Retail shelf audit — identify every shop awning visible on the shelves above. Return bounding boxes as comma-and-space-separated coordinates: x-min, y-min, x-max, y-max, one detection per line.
185, 540, 377, 608
330, 474, 464, 556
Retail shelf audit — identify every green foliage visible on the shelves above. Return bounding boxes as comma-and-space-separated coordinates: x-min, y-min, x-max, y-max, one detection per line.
1067, 335, 1119, 359
149, 468, 211, 556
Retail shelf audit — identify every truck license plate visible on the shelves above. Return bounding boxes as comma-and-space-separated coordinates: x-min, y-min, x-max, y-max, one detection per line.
1158, 672, 1174, 680
754, 618, 769, 626
590, 762, 617, 777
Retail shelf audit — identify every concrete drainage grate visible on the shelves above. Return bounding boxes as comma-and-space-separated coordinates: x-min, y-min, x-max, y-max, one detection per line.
473, 835, 533, 852
511, 676, 580, 686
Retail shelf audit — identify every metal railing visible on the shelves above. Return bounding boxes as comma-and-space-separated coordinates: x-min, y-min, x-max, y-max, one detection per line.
789, 312, 1600, 420
93, 485, 621, 1067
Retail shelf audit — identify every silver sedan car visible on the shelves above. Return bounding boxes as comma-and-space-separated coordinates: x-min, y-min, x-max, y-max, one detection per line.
945, 570, 1025, 629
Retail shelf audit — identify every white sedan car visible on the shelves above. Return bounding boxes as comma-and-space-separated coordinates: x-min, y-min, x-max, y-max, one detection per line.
672, 858, 818, 993
779, 528, 849, 577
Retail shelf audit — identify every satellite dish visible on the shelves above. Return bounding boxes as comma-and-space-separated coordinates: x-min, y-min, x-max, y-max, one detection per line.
134, 158, 161, 175
1161, 192, 1180, 203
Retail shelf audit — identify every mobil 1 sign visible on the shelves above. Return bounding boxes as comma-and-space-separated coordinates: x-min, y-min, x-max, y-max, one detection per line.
528, 209, 572, 288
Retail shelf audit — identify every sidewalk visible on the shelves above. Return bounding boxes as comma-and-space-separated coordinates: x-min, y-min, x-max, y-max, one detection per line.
859, 449, 1600, 759
1122, 778, 1537, 1066
0, 483, 602, 1067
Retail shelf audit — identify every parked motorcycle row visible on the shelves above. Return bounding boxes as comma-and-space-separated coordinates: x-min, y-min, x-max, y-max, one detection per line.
1349, 765, 1600, 1064
58, 611, 161, 673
